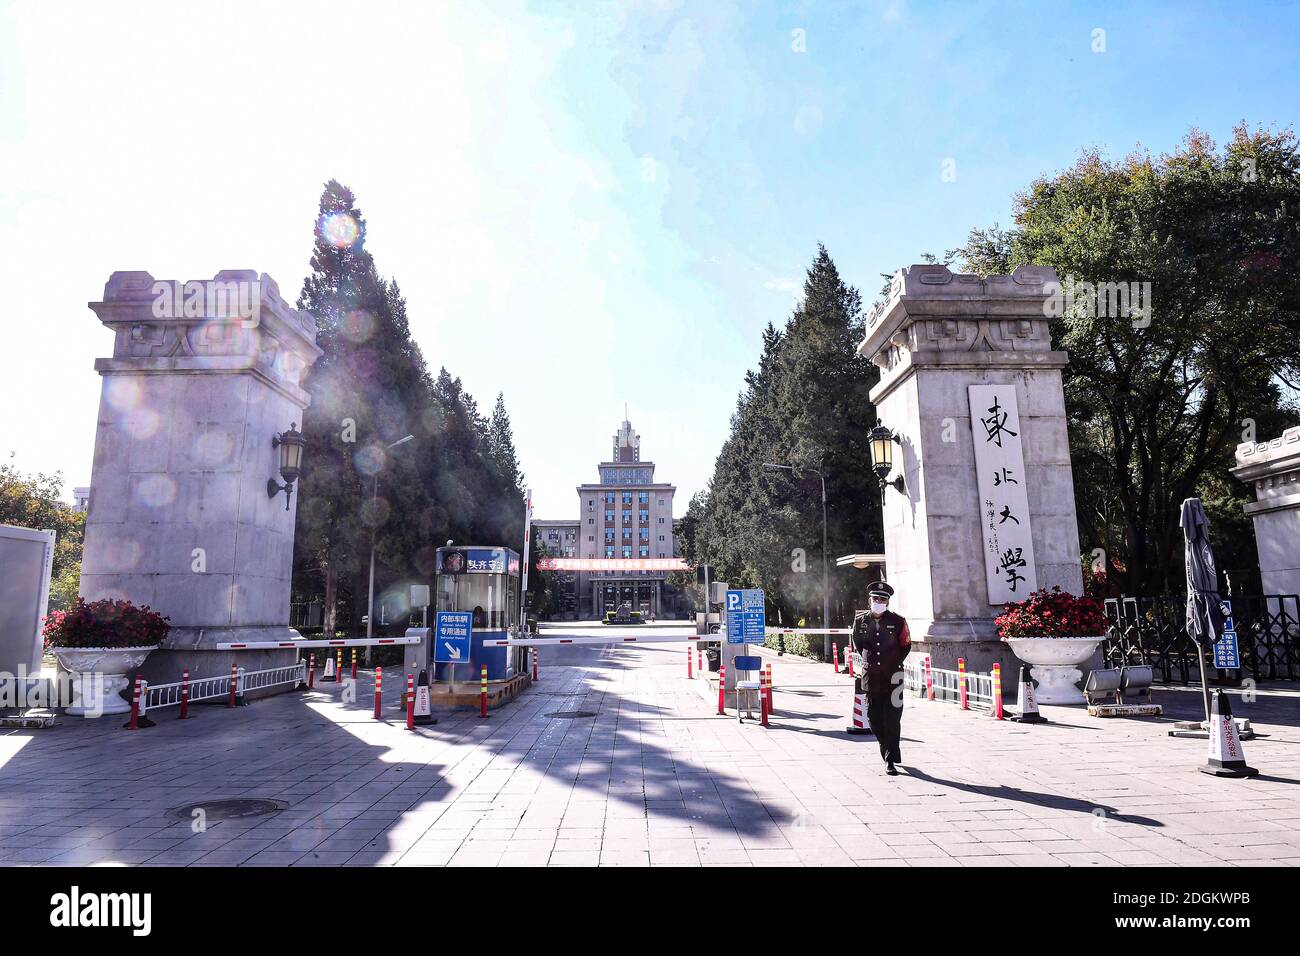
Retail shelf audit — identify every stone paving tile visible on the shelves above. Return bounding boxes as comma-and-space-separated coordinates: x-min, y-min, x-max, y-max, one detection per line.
6, 629, 1300, 868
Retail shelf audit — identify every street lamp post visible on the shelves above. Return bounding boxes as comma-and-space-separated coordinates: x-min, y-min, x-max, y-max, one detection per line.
366, 435, 415, 652
764, 462, 831, 660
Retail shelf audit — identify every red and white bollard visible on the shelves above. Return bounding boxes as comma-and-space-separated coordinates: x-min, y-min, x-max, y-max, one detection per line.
308, 652, 316, 689
351, 648, 358, 682
532, 647, 540, 682
479, 665, 489, 719
179, 669, 190, 720
992, 663, 1004, 720
766, 663, 774, 717
406, 673, 415, 731
847, 646, 856, 678
127, 675, 143, 729
958, 658, 968, 710
716, 663, 726, 716
924, 655, 934, 701
336, 648, 343, 683
698, 648, 703, 674
760, 670, 770, 727
832, 642, 840, 674
228, 664, 238, 708
374, 666, 383, 720
687, 646, 693, 679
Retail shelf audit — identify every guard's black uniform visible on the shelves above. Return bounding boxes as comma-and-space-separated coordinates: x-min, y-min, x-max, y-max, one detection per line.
851, 608, 911, 766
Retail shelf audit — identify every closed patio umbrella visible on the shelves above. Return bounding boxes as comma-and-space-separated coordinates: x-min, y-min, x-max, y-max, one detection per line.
1181, 497, 1223, 725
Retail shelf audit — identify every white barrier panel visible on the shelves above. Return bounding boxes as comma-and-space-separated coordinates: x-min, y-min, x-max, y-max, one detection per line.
141, 662, 307, 710
480, 635, 721, 647
215, 637, 421, 650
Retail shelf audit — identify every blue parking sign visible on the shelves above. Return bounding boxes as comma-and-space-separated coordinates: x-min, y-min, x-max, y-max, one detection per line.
725, 589, 765, 645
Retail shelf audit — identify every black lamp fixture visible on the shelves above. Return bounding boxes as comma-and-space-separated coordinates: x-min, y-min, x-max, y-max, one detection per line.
267, 422, 306, 511
869, 421, 905, 494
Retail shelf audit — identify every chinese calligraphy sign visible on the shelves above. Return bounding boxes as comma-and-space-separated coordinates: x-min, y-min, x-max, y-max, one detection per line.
969, 384, 1038, 604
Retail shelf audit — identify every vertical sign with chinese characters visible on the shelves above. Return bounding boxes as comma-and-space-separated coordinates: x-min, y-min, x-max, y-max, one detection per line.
968, 384, 1038, 604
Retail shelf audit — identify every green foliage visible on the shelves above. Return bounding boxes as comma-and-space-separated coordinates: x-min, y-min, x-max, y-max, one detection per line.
763, 630, 821, 661
951, 125, 1300, 594
686, 245, 882, 626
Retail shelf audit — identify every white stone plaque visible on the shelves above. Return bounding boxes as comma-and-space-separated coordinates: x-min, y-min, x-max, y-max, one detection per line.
968, 384, 1037, 604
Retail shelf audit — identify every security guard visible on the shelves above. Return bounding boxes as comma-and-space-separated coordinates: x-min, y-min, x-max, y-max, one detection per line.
851, 581, 911, 775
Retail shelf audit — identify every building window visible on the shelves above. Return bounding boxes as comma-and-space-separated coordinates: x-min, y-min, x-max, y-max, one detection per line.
639, 547, 649, 558
605, 531, 614, 542
622, 546, 633, 559
605, 510, 614, 522
588, 518, 594, 525
605, 547, 615, 559
588, 535, 594, 542
622, 511, 631, 524
605, 492, 615, 504
658, 534, 665, 541
658, 498, 665, 506
639, 529, 649, 541
658, 517, 664, 524
639, 491, 649, 504
622, 528, 631, 539
638, 510, 648, 522
622, 492, 632, 505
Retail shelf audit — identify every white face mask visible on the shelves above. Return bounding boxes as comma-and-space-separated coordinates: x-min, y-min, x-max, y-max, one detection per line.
870, 600, 888, 616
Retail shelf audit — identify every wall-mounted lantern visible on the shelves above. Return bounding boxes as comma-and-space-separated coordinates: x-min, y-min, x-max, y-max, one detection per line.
869, 421, 905, 495
267, 423, 306, 510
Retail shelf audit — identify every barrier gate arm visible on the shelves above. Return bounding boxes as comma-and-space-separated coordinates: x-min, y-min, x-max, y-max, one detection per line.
215, 636, 422, 649
479, 635, 722, 647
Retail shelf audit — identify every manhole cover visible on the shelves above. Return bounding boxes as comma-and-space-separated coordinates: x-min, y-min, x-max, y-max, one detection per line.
168, 798, 289, 822
544, 711, 598, 719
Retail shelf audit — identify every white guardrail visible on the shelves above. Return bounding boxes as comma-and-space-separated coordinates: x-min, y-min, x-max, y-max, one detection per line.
903, 657, 995, 712
141, 662, 306, 711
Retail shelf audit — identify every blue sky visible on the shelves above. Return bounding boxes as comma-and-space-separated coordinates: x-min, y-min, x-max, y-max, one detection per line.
2, 0, 1297, 520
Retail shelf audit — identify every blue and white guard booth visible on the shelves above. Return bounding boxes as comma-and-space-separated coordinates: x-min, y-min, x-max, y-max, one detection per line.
431, 546, 522, 684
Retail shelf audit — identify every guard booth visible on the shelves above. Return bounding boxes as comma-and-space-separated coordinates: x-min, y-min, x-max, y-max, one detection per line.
432, 546, 521, 683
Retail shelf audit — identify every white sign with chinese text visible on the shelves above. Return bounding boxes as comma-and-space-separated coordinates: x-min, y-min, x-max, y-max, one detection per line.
969, 384, 1037, 604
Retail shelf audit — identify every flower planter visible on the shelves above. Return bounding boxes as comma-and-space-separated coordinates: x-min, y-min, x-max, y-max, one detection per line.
1004, 636, 1104, 705
52, 646, 159, 716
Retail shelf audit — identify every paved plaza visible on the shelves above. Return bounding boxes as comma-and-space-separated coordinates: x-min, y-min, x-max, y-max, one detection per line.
3, 623, 1299, 867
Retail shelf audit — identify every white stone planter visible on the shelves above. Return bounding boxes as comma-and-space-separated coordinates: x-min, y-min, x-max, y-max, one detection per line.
1004, 636, 1104, 705
52, 646, 159, 716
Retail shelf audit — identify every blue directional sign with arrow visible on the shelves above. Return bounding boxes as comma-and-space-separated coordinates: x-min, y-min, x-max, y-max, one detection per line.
435, 611, 473, 664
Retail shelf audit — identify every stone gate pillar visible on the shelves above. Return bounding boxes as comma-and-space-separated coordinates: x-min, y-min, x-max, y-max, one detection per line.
79, 271, 323, 689
1231, 426, 1300, 596
856, 265, 1085, 674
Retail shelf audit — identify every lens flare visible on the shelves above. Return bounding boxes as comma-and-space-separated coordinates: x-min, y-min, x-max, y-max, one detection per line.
134, 474, 177, 510
319, 212, 360, 249
341, 310, 377, 344
354, 444, 387, 478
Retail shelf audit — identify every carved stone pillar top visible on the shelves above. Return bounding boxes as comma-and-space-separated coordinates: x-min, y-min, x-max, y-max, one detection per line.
1232, 426, 1300, 515
88, 270, 323, 405
857, 264, 1070, 404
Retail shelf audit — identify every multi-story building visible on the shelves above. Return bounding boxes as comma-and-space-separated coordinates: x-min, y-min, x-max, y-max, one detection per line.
575, 417, 677, 618
529, 518, 580, 617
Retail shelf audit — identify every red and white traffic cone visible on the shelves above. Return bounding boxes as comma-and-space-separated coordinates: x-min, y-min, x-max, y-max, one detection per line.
406, 673, 415, 731
374, 666, 383, 720
717, 663, 726, 716
228, 664, 238, 708
412, 669, 436, 726
992, 663, 1004, 720
687, 646, 693, 679
958, 658, 968, 710
179, 669, 190, 720
1201, 689, 1258, 778
308, 653, 316, 689
479, 665, 490, 719
833, 642, 840, 674
1011, 664, 1048, 724
846, 691, 871, 736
